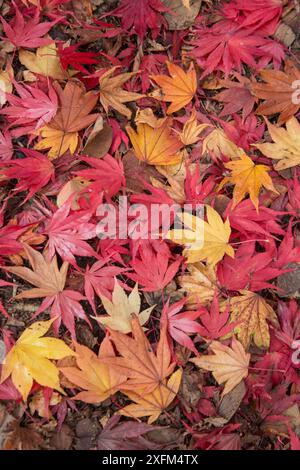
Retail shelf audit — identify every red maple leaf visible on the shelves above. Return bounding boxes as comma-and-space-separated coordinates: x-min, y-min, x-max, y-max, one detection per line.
42, 200, 98, 265
191, 19, 284, 77
196, 293, 237, 340
0, 130, 13, 161
224, 199, 285, 238
1, 82, 58, 135
162, 298, 203, 354
0, 149, 55, 203
127, 241, 182, 292
217, 243, 285, 291
74, 155, 125, 199
1, 2, 59, 48
111, 0, 168, 40
222, 0, 283, 35
83, 259, 125, 312
57, 43, 99, 74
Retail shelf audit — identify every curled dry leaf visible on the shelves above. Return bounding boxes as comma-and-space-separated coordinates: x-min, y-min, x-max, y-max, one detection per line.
19, 44, 68, 80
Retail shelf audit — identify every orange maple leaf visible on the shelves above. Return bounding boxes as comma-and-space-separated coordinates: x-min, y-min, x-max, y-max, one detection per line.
101, 315, 176, 394
150, 61, 197, 114
60, 338, 127, 404
126, 119, 183, 166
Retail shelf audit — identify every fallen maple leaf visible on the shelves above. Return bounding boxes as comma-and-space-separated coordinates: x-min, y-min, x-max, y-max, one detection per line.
254, 117, 300, 170
94, 281, 154, 333
1, 3, 59, 48
19, 44, 67, 80
0, 81, 58, 133
162, 298, 202, 354
213, 74, 256, 120
218, 243, 285, 292
179, 262, 217, 308
126, 119, 183, 165
190, 337, 250, 396
0, 149, 55, 203
150, 61, 197, 114
99, 67, 144, 119
60, 338, 127, 404
83, 260, 125, 313
178, 109, 211, 145
197, 293, 237, 340
74, 155, 126, 198
0, 318, 75, 401
42, 199, 97, 265
251, 60, 300, 124
35, 81, 98, 159
5, 244, 88, 338
191, 19, 284, 77
111, 0, 167, 40
202, 127, 244, 160
120, 369, 182, 423
101, 315, 176, 394
168, 205, 234, 266
219, 152, 278, 210
127, 242, 182, 292
228, 290, 278, 349
97, 415, 161, 450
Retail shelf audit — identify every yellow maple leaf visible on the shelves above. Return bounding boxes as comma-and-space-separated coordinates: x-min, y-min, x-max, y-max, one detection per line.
94, 281, 154, 334
0, 319, 75, 401
190, 337, 250, 396
202, 128, 244, 160
60, 338, 127, 404
99, 67, 144, 119
19, 44, 67, 80
178, 109, 211, 145
219, 153, 278, 210
254, 117, 300, 170
119, 369, 182, 423
179, 262, 217, 308
150, 61, 197, 114
168, 205, 234, 266
228, 291, 278, 349
35, 127, 78, 159
126, 119, 183, 165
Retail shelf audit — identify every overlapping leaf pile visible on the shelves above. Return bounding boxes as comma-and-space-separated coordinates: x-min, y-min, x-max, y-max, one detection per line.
0, 0, 300, 451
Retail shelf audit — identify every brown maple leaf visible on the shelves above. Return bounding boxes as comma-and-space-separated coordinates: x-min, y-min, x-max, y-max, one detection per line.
99, 67, 144, 119
35, 80, 98, 159
251, 60, 300, 124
